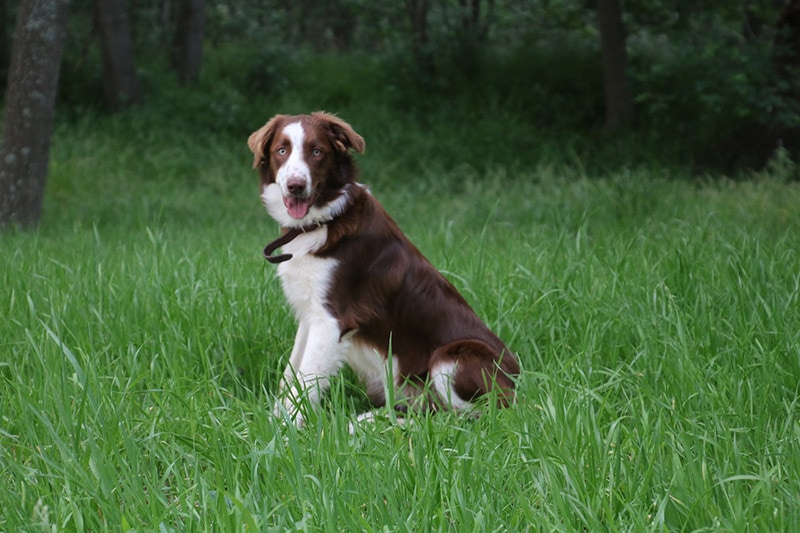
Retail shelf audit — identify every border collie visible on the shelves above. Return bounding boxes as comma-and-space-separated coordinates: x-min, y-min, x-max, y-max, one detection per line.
248, 112, 519, 426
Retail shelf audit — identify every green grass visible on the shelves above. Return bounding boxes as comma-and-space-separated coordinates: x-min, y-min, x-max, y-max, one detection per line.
2, 107, 800, 531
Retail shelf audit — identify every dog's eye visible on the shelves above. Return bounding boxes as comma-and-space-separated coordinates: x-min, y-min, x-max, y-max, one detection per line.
276, 147, 287, 156
312, 148, 322, 157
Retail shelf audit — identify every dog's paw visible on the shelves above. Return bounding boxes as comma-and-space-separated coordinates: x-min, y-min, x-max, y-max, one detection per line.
272, 399, 306, 428
347, 410, 409, 435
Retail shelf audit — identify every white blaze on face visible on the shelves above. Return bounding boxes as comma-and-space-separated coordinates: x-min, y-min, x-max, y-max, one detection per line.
276, 122, 314, 219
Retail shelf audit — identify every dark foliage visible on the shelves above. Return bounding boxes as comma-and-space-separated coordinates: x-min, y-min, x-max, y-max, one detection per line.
8, 1, 800, 175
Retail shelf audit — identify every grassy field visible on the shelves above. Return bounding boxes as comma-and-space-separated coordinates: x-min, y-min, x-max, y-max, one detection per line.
2, 106, 800, 531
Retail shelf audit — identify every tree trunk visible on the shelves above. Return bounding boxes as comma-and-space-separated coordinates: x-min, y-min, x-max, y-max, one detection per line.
172, 0, 205, 85
597, 0, 635, 129
0, 0, 69, 229
457, 0, 493, 43
775, 0, 800, 89
327, 0, 357, 51
406, 0, 432, 72
0, 0, 9, 79
95, 0, 141, 110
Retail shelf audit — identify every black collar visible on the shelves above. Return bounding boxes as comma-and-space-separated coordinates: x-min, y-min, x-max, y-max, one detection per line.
263, 221, 329, 264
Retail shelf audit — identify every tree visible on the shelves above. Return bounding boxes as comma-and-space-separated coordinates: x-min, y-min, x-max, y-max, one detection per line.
597, 0, 635, 129
700, 0, 800, 170
172, 0, 206, 84
0, 0, 9, 79
456, 0, 492, 44
326, 0, 358, 50
95, 0, 141, 110
407, 0, 432, 71
0, 0, 70, 229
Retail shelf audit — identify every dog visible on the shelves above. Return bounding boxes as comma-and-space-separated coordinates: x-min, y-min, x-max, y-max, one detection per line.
248, 112, 519, 426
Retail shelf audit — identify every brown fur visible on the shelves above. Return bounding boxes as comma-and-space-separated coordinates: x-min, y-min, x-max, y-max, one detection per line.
250, 112, 518, 414
323, 184, 519, 393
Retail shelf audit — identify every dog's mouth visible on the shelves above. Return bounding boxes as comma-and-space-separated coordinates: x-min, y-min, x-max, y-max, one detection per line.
283, 193, 317, 219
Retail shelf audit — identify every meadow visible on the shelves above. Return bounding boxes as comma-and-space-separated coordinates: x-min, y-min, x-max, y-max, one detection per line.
2, 95, 800, 531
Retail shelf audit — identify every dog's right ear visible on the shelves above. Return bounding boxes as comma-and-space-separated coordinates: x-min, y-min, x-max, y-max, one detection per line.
248, 115, 286, 169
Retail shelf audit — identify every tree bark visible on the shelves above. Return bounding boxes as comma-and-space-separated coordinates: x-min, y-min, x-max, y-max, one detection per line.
327, 0, 357, 51
457, 0, 493, 42
775, 0, 800, 89
95, 0, 141, 110
172, 0, 205, 85
597, 0, 635, 129
407, 0, 429, 46
0, 0, 9, 79
0, 0, 69, 229
406, 0, 432, 72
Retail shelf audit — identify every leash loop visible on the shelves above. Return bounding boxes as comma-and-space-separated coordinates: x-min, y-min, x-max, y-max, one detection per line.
263, 222, 325, 264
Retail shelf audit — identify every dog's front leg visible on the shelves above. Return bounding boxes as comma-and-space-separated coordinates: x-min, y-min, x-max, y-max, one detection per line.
276, 315, 348, 427
281, 320, 310, 387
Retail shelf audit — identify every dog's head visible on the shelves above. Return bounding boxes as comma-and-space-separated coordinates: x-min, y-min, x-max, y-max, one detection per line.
248, 112, 365, 223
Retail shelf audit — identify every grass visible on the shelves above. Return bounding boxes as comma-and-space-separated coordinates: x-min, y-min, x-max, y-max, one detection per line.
2, 103, 800, 531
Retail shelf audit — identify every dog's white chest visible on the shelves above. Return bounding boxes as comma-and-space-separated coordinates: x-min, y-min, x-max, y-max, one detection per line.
276, 229, 337, 319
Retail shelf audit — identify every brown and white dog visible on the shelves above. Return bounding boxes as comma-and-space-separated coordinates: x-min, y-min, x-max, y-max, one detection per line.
248, 112, 519, 426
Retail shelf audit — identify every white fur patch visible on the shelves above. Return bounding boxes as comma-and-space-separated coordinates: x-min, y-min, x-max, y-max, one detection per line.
276, 229, 335, 318
274, 246, 347, 425
346, 343, 399, 404
262, 182, 352, 229
275, 122, 310, 196
431, 361, 472, 410
348, 410, 409, 435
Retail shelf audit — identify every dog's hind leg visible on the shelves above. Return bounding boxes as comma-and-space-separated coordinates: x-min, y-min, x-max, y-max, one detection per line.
429, 340, 518, 412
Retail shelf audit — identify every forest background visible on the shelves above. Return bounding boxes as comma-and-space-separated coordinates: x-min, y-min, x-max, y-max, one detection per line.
3, 0, 800, 225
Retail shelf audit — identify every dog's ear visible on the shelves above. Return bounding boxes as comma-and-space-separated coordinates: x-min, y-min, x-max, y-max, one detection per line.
248, 115, 286, 168
312, 111, 365, 154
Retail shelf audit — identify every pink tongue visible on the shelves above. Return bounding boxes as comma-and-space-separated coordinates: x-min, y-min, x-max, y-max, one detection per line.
284, 196, 311, 219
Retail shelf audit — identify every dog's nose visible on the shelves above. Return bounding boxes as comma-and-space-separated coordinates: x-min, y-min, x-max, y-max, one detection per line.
286, 178, 306, 196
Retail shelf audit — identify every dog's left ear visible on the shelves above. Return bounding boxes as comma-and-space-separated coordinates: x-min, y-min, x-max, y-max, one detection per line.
248, 115, 287, 168
312, 111, 365, 154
